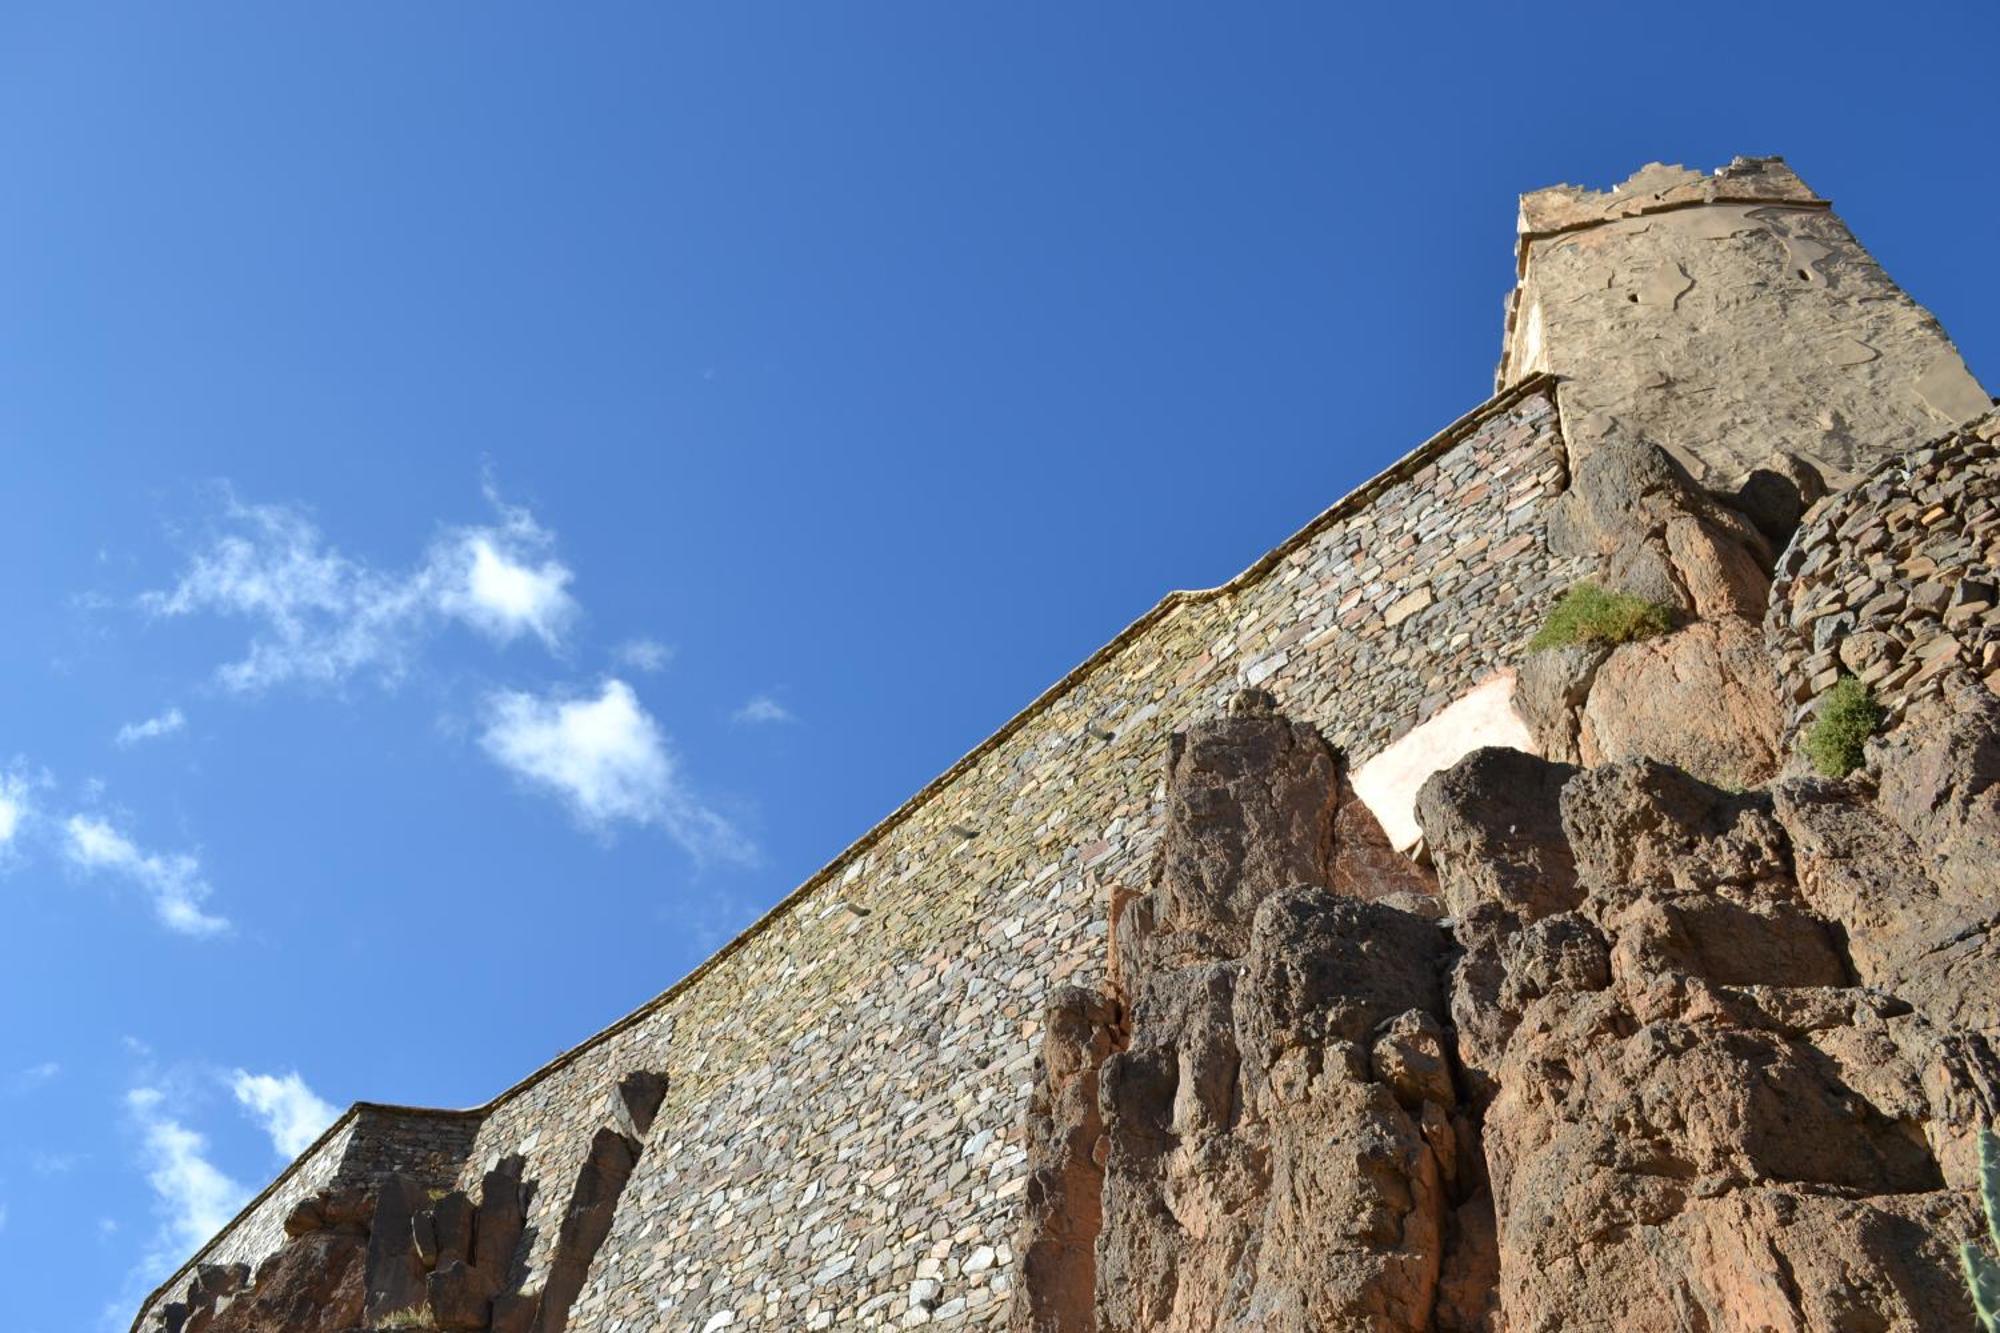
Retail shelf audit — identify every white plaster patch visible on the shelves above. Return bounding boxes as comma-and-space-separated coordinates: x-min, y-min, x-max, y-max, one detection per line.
1350, 671, 1537, 853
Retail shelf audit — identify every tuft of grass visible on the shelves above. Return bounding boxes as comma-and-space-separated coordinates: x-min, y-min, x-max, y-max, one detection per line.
1805, 676, 1884, 778
1528, 582, 1675, 651
378, 1311, 436, 1330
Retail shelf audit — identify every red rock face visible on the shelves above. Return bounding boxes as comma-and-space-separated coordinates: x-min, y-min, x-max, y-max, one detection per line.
1013, 676, 1998, 1332
1013, 692, 1469, 1333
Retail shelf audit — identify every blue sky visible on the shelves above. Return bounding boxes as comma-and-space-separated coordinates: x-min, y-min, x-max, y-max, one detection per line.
3, 3, 1997, 1326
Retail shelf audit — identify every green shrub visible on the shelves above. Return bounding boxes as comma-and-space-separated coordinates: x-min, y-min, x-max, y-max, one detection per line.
1528, 582, 1674, 651
1962, 1128, 2000, 1330
1804, 676, 1883, 777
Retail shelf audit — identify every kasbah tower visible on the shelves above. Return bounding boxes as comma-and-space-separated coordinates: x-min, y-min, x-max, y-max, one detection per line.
140, 159, 2000, 1333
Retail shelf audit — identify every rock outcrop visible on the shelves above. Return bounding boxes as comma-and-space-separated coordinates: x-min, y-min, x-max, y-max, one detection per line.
1526, 432, 1790, 791
1016, 672, 1998, 1330
1014, 691, 1470, 1332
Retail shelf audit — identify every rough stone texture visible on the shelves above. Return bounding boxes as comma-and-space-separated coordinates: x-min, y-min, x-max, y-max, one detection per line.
1011, 987, 1120, 1333
1767, 412, 2000, 752
1531, 432, 1786, 789
203, 1235, 364, 1333
1092, 699, 1457, 1333
1578, 618, 1784, 787
1412, 723, 1999, 1332
1500, 157, 1990, 487
138, 1105, 485, 1330
142, 1125, 640, 1333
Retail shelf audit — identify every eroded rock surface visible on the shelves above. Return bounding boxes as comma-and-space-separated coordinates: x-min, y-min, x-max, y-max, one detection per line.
1529, 434, 1788, 790
148, 1074, 666, 1333
1014, 692, 1469, 1333
1018, 679, 1997, 1332
1420, 691, 1997, 1331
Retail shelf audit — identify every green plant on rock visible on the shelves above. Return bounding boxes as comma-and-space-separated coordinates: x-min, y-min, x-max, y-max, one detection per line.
1528, 582, 1675, 651
1961, 1128, 2000, 1330
378, 1310, 436, 1331
1805, 675, 1884, 778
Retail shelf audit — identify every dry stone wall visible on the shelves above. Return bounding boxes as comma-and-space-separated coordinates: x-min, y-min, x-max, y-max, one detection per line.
134, 378, 1589, 1333
1768, 411, 2000, 743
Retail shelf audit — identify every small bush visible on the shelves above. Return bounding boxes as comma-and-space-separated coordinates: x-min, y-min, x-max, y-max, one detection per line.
378, 1312, 436, 1331
1804, 676, 1883, 777
1528, 582, 1675, 651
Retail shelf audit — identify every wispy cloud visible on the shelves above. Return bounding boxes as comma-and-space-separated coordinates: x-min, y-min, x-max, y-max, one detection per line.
140, 483, 578, 692
229, 1070, 337, 1158
732, 694, 795, 725
64, 816, 228, 938
124, 1087, 248, 1275
480, 679, 749, 861
612, 637, 673, 673
115, 707, 186, 748
0, 772, 31, 852
9, 1061, 61, 1095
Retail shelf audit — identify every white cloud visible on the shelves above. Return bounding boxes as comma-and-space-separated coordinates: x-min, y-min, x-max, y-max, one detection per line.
435, 532, 574, 648
125, 1087, 248, 1271
140, 485, 578, 692
481, 679, 749, 860
0, 772, 31, 849
612, 637, 673, 672
115, 707, 186, 748
10, 1061, 61, 1094
230, 1070, 338, 1158
732, 694, 795, 725
64, 815, 229, 938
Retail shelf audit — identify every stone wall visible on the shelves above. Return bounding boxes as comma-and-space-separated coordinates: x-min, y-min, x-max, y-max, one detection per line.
134, 376, 1590, 1333
332, 1106, 484, 1190
458, 380, 1584, 1333
1768, 410, 2000, 744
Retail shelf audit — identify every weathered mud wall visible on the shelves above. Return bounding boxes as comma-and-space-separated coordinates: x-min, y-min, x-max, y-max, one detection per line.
1499, 158, 1989, 488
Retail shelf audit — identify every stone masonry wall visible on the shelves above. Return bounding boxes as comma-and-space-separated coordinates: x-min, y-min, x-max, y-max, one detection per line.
470, 380, 1586, 1333
134, 377, 1589, 1333
331, 1106, 484, 1190
1768, 410, 2000, 744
